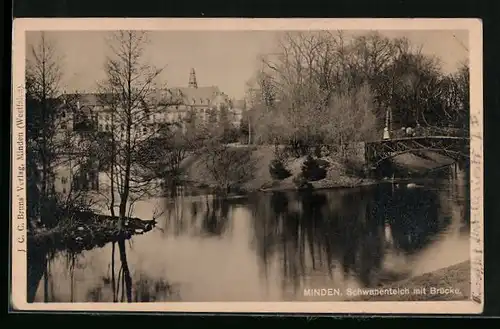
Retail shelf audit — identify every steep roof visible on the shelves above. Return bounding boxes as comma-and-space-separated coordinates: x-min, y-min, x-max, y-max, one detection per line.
60, 86, 230, 109
169, 86, 223, 106
62, 93, 114, 106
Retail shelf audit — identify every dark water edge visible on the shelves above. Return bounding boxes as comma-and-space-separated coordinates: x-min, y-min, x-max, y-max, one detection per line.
28, 166, 470, 303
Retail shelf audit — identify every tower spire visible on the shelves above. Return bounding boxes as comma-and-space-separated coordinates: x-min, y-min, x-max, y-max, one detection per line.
188, 68, 198, 88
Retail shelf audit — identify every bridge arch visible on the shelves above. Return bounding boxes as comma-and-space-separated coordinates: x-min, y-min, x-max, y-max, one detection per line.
369, 148, 468, 170
365, 136, 469, 170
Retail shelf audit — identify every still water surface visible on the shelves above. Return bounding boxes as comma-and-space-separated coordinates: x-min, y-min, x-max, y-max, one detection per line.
33, 173, 470, 302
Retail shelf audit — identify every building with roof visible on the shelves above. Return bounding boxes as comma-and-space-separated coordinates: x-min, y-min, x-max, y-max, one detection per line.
49, 68, 241, 197
56, 68, 242, 137
159, 68, 239, 128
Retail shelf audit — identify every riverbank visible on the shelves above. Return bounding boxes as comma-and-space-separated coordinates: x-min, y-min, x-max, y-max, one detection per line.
183, 145, 454, 193
28, 213, 157, 254
350, 261, 471, 301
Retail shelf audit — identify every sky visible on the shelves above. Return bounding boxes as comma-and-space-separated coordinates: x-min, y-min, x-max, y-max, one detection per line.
26, 29, 468, 100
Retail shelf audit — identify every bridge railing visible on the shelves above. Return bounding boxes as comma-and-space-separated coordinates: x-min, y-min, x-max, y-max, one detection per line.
390, 126, 468, 139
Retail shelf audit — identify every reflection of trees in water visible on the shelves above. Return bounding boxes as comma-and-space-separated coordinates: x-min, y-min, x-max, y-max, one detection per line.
201, 197, 230, 236
249, 184, 450, 292
163, 198, 189, 236
387, 186, 444, 254
27, 245, 51, 302
132, 274, 177, 302
32, 238, 178, 302
163, 196, 232, 238
99, 239, 177, 302
29, 248, 83, 303
447, 168, 470, 233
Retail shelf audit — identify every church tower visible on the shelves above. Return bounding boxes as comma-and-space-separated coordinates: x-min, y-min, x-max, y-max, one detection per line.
188, 68, 198, 88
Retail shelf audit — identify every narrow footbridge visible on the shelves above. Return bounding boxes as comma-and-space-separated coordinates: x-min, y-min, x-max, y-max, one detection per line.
365, 135, 469, 169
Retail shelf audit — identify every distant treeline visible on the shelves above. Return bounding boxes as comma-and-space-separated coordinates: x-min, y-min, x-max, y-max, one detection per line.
242, 31, 469, 157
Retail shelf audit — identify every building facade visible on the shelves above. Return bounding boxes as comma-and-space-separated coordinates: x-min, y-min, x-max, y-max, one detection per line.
51, 68, 242, 198
57, 68, 241, 137
161, 68, 243, 129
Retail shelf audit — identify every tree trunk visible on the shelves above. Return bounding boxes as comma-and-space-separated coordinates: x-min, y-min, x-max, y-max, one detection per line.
43, 255, 49, 302
117, 190, 132, 302
117, 237, 132, 302
111, 242, 117, 302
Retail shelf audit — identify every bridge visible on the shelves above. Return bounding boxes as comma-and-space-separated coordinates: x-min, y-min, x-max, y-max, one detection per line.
364, 133, 469, 170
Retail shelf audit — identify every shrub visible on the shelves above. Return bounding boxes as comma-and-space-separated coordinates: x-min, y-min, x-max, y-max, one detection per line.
314, 145, 322, 158
292, 174, 313, 190
269, 159, 291, 180
342, 157, 367, 178
301, 155, 327, 181
202, 145, 256, 194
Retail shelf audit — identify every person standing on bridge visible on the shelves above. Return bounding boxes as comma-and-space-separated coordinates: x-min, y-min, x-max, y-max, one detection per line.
406, 126, 414, 136
414, 123, 422, 136
400, 127, 406, 138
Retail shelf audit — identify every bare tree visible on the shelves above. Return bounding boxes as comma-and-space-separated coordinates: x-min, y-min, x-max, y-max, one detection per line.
95, 31, 181, 223
199, 133, 256, 194
26, 33, 95, 229
247, 30, 465, 159
94, 30, 182, 302
322, 84, 378, 158
251, 31, 380, 156
26, 32, 101, 304
449, 62, 470, 131
26, 32, 63, 229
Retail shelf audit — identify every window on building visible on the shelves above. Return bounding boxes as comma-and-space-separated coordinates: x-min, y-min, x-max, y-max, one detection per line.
105, 124, 109, 131
62, 188, 66, 194
61, 111, 66, 118
143, 127, 148, 135
99, 124, 103, 131
60, 121, 67, 129
61, 177, 67, 184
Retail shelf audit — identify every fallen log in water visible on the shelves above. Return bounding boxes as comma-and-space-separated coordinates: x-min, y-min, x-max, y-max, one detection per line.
72, 211, 157, 231
28, 211, 158, 254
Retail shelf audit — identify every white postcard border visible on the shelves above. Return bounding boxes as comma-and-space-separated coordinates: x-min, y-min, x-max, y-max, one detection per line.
11, 18, 484, 314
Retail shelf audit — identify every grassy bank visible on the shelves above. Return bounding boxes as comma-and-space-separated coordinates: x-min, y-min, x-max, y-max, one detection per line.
350, 261, 471, 301
184, 145, 375, 192
182, 145, 453, 193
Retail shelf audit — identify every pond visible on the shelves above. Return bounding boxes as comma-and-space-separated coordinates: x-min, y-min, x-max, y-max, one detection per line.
31, 168, 470, 302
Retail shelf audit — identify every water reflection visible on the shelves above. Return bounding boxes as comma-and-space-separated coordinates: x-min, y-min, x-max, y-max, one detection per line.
29, 238, 179, 303
248, 184, 455, 294
163, 196, 234, 237
31, 171, 469, 302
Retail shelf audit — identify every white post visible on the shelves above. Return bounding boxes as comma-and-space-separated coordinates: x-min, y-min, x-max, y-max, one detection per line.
383, 108, 390, 140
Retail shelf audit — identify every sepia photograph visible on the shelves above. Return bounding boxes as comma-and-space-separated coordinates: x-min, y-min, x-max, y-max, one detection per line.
11, 18, 483, 314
